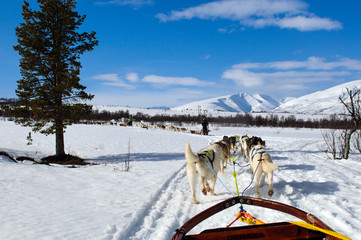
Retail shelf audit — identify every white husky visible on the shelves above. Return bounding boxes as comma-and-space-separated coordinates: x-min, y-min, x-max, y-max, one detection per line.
185, 142, 222, 204
240, 135, 250, 162
249, 144, 278, 198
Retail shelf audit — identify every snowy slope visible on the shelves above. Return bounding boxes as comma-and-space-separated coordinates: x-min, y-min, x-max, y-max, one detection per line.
172, 93, 281, 113
0, 120, 359, 240
273, 79, 361, 115
92, 80, 361, 116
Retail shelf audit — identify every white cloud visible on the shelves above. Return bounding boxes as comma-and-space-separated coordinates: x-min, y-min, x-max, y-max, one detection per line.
91, 88, 210, 108
222, 69, 263, 86
92, 74, 119, 82
233, 57, 361, 71
280, 83, 306, 90
222, 57, 361, 89
277, 15, 342, 31
95, 0, 154, 6
257, 71, 350, 84
126, 72, 139, 82
91, 73, 218, 92
92, 74, 135, 89
141, 75, 215, 87
157, 0, 306, 21
156, 0, 342, 32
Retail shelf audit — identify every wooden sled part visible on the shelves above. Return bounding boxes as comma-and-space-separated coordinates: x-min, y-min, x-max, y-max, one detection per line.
172, 196, 346, 240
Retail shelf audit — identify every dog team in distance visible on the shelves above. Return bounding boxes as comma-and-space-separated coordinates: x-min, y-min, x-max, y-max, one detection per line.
185, 135, 277, 204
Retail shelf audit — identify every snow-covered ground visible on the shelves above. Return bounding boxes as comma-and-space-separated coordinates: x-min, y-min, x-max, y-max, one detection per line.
0, 120, 360, 240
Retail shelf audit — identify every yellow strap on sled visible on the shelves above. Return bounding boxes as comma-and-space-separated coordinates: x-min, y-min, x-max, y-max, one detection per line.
240, 211, 265, 225
289, 221, 351, 240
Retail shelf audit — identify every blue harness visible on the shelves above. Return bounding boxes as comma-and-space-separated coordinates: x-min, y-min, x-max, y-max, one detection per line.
198, 150, 215, 169
251, 147, 265, 162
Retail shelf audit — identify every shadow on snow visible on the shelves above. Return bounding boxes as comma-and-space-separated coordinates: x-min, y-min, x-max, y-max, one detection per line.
87, 152, 185, 164
277, 180, 339, 196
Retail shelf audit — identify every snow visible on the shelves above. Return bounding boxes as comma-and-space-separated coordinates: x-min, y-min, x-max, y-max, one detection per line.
172, 93, 281, 113
0, 120, 360, 240
273, 79, 361, 115
91, 79, 361, 118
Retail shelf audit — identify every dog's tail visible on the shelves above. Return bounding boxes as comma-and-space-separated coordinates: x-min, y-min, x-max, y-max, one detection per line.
262, 154, 278, 173
264, 161, 278, 172
185, 142, 199, 163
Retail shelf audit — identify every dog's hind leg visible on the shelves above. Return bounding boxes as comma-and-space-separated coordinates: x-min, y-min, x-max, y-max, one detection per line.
205, 181, 211, 193
221, 156, 228, 173
267, 172, 274, 197
200, 176, 207, 196
220, 159, 225, 173
209, 175, 217, 196
253, 169, 262, 198
259, 172, 266, 187
187, 167, 199, 204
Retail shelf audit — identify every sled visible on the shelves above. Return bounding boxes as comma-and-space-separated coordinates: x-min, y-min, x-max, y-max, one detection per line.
172, 196, 346, 240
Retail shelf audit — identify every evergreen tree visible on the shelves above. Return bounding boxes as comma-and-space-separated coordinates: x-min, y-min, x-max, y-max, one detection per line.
11, 0, 98, 157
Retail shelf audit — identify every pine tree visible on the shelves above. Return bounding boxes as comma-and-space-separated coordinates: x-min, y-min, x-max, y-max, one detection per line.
11, 0, 98, 158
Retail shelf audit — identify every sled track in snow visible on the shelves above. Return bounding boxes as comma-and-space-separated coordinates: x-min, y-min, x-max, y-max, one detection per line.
111, 162, 194, 240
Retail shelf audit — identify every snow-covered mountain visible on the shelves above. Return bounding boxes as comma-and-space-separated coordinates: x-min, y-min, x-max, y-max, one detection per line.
273, 79, 361, 115
172, 93, 282, 112
92, 80, 361, 115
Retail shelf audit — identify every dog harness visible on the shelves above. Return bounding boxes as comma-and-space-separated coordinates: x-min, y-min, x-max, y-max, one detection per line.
198, 150, 215, 169
251, 147, 266, 162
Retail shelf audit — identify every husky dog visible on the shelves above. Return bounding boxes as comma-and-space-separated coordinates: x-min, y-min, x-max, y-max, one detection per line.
228, 135, 240, 152
240, 135, 250, 162
248, 142, 277, 198
185, 142, 223, 204
215, 136, 232, 173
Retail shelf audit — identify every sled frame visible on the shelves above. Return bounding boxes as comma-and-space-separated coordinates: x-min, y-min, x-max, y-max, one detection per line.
172, 196, 337, 240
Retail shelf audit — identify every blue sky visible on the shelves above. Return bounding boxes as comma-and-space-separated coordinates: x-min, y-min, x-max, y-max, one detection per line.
1, 0, 361, 108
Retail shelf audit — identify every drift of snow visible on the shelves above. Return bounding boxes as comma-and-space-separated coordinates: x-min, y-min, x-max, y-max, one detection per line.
0, 120, 360, 240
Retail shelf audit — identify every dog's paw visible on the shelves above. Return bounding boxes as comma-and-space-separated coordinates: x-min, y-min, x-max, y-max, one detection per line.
193, 200, 200, 204
206, 186, 211, 192
268, 190, 274, 197
201, 188, 207, 195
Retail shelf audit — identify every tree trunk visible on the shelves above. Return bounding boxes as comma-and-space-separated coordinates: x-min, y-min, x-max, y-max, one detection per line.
343, 127, 356, 159
56, 125, 65, 156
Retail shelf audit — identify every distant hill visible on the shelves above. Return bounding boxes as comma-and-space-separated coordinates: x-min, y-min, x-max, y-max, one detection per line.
82, 80, 361, 116
172, 93, 282, 112
0, 98, 19, 106
272, 79, 361, 115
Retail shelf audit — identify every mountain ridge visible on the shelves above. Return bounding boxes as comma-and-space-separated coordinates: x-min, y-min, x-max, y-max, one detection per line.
172, 93, 286, 113
172, 79, 361, 115
273, 79, 361, 115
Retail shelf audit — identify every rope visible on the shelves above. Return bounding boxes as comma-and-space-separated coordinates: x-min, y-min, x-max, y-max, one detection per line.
241, 159, 262, 196
289, 222, 351, 240
200, 155, 235, 197
232, 162, 240, 196
227, 155, 266, 228
228, 142, 351, 237
228, 161, 250, 168
227, 206, 266, 227
199, 142, 266, 228
225, 143, 265, 228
